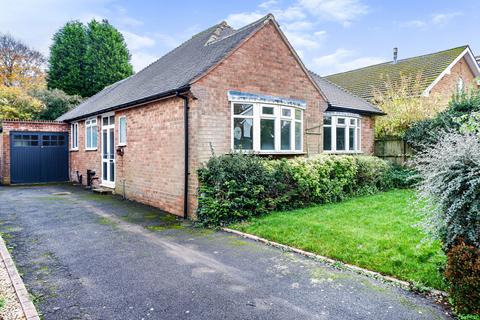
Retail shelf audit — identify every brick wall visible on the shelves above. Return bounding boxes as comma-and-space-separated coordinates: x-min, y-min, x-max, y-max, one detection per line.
68, 116, 101, 187
0, 120, 68, 184
430, 56, 479, 97
361, 115, 375, 155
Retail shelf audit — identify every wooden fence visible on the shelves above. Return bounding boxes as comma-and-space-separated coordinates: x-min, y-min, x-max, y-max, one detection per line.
374, 138, 413, 165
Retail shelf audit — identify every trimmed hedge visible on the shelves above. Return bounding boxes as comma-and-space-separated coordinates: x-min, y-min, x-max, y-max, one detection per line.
197, 153, 409, 226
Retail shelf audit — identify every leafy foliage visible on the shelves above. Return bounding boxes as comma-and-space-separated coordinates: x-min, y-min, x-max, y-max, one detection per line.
48, 21, 88, 96
197, 153, 403, 226
445, 241, 480, 316
48, 19, 133, 97
372, 73, 450, 138
413, 132, 480, 249
405, 91, 480, 149
29, 88, 82, 120
0, 33, 46, 89
0, 85, 43, 121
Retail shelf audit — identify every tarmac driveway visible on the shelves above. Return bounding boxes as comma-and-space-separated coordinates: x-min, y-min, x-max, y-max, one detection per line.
0, 185, 449, 320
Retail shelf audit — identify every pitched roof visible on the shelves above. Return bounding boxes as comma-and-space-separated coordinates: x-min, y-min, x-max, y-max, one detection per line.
58, 15, 272, 121
308, 71, 384, 115
325, 46, 471, 101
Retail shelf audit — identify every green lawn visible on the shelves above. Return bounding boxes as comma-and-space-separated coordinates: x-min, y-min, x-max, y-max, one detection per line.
231, 189, 446, 290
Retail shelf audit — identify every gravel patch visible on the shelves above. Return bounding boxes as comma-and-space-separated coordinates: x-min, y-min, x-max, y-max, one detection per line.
0, 258, 26, 320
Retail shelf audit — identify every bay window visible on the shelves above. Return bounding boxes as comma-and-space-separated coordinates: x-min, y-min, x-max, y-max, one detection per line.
85, 117, 98, 150
323, 113, 361, 153
231, 102, 304, 153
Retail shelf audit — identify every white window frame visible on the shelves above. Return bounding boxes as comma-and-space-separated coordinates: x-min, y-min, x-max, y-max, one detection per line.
231, 102, 304, 154
323, 113, 362, 154
85, 117, 98, 150
70, 122, 78, 150
118, 116, 127, 146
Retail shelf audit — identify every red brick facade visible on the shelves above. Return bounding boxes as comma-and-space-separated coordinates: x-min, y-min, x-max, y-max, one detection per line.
0, 120, 68, 184
430, 56, 479, 97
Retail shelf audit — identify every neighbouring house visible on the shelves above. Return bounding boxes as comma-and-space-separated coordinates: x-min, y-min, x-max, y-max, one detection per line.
325, 46, 480, 101
0, 14, 383, 217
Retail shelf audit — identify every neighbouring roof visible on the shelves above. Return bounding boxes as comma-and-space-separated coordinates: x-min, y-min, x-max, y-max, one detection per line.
309, 71, 384, 115
325, 46, 474, 101
58, 15, 273, 121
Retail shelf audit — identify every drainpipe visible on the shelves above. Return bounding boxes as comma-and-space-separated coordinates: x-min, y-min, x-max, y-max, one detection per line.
176, 91, 190, 219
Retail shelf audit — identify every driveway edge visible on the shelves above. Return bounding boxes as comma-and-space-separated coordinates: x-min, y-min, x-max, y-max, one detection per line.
222, 227, 448, 300
0, 236, 40, 320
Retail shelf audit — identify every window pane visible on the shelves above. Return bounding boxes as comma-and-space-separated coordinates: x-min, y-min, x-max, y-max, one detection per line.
119, 117, 126, 144
282, 108, 291, 117
323, 126, 331, 151
102, 130, 107, 159
349, 127, 355, 150
92, 126, 97, 148
233, 118, 253, 150
103, 162, 107, 180
260, 119, 275, 150
109, 116, 115, 125
295, 109, 302, 120
324, 116, 332, 125
109, 128, 115, 158
281, 120, 291, 150
233, 103, 253, 116
295, 122, 301, 151
262, 106, 274, 115
350, 118, 356, 126
336, 127, 346, 150
87, 127, 91, 148
103, 117, 109, 126
337, 118, 346, 125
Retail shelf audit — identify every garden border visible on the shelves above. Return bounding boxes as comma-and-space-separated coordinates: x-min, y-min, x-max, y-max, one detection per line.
0, 235, 40, 320
222, 227, 448, 300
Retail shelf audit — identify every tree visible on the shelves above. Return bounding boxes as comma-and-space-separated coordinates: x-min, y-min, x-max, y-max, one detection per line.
29, 88, 83, 120
47, 19, 133, 97
83, 19, 133, 97
0, 34, 46, 89
372, 73, 450, 138
47, 21, 87, 96
0, 85, 43, 121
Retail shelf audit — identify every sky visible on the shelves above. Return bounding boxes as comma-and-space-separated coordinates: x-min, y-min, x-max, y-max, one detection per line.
1, 0, 479, 76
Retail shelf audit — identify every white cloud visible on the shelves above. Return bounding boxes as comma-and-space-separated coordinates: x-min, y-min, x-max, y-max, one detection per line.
298, 0, 368, 26
259, 0, 278, 10
225, 12, 265, 28
130, 51, 158, 72
283, 30, 326, 50
273, 6, 306, 21
283, 20, 313, 31
432, 12, 461, 25
313, 48, 385, 75
122, 30, 155, 50
401, 20, 427, 28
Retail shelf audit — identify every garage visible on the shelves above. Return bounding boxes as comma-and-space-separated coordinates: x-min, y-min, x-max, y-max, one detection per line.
9, 131, 69, 184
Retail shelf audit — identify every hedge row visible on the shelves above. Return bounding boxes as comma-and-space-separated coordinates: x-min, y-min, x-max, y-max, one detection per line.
197, 153, 414, 226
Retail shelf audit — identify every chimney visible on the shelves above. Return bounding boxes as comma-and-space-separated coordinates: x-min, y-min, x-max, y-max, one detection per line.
393, 47, 398, 64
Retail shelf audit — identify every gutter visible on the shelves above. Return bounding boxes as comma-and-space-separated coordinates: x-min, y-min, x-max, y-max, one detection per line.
61, 85, 191, 122
176, 91, 190, 220
326, 105, 386, 116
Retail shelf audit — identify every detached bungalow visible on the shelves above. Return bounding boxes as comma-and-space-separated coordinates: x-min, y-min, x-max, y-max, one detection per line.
0, 14, 383, 217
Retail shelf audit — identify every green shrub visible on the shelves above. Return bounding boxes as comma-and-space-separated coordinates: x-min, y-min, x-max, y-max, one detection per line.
445, 241, 480, 316
383, 164, 419, 189
405, 90, 480, 150
197, 153, 396, 226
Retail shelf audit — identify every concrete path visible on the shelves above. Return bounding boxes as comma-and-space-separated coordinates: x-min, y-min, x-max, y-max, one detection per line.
0, 185, 450, 319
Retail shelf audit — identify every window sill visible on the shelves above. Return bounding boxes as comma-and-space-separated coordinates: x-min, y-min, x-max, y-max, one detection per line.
324, 151, 363, 155
117, 144, 126, 147
235, 150, 306, 155
85, 148, 98, 152
70, 148, 79, 152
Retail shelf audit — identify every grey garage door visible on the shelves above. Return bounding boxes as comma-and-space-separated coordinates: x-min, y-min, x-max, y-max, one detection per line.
10, 132, 69, 184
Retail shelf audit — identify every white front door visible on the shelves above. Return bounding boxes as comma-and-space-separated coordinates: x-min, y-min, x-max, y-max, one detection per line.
101, 114, 115, 188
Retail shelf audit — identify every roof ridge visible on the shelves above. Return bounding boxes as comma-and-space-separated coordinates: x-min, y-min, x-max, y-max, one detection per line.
326, 45, 468, 78
206, 14, 272, 46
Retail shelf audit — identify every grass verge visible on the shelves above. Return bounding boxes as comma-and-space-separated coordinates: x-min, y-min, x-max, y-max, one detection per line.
231, 189, 446, 290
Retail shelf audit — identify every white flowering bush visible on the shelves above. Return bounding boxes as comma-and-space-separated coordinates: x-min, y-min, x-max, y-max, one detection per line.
413, 132, 480, 249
